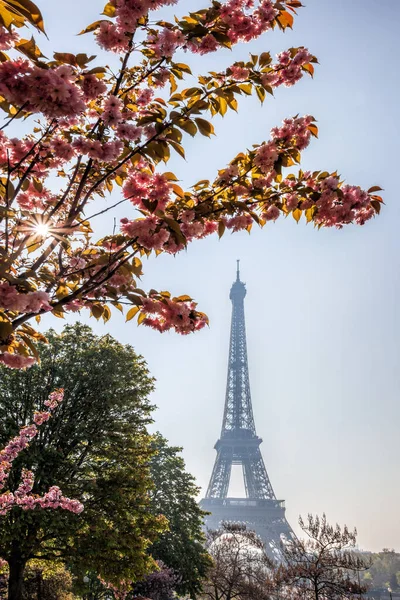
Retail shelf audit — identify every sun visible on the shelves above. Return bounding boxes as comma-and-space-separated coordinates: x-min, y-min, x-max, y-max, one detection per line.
34, 222, 50, 237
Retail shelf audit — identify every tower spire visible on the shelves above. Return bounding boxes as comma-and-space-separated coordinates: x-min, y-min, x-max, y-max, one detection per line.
200, 267, 295, 556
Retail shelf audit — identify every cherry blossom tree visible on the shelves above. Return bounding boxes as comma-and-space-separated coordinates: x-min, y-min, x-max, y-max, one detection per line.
0, 387, 83, 600
0, 388, 83, 517
0, 0, 383, 368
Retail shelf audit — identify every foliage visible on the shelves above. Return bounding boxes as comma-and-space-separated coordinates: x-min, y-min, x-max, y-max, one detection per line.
131, 560, 178, 600
22, 560, 74, 600
277, 514, 370, 600
147, 433, 212, 598
361, 549, 400, 591
0, 0, 383, 368
0, 323, 165, 599
202, 522, 273, 600
0, 0, 45, 43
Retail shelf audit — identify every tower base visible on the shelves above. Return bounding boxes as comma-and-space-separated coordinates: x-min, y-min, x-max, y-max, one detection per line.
200, 497, 295, 558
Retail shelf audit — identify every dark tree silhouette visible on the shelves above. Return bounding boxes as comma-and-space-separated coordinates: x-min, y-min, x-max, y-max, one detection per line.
276, 514, 370, 600
202, 522, 273, 600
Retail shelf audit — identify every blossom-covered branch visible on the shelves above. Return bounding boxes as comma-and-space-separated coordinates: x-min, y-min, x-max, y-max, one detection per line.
0, 0, 383, 368
0, 388, 83, 514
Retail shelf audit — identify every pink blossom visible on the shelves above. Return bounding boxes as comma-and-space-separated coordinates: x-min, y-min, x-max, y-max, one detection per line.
116, 122, 143, 141
224, 214, 252, 232
122, 169, 172, 211
263, 205, 280, 221
102, 95, 123, 126
0, 60, 86, 118
147, 27, 185, 58
254, 141, 279, 174
0, 389, 83, 516
229, 65, 250, 81
95, 22, 130, 53
285, 193, 298, 211
141, 297, 207, 334
82, 74, 108, 100
0, 353, 36, 370
51, 137, 76, 161
137, 88, 154, 107
0, 26, 19, 50
121, 216, 170, 250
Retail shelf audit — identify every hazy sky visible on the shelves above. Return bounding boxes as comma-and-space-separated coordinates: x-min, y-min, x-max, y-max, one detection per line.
31, 0, 400, 551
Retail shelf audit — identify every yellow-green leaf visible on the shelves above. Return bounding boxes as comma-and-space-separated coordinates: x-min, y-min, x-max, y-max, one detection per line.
194, 118, 214, 138
126, 306, 140, 321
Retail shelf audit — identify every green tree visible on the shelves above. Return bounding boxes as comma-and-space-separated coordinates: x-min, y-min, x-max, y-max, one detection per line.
148, 434, 211, 598
22, 560, 74, 600
0, 323, 165, 600
362, 549, 400, 591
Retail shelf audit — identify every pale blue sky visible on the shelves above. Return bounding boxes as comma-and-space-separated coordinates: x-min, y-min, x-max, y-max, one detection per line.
29, 0, 400, 550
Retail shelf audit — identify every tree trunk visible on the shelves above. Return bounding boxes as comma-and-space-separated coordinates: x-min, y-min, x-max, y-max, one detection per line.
7, 553, 26, 600
314, 580, 319, 600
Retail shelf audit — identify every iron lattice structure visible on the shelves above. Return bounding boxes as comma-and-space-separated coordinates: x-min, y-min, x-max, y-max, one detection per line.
200, 263, 295, 556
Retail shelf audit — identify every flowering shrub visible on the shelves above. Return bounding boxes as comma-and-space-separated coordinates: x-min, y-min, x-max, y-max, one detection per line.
0, 388, 83, 515
0, 0, 383, 368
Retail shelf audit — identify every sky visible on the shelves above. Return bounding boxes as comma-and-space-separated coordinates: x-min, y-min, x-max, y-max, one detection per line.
24, 0, 400, 551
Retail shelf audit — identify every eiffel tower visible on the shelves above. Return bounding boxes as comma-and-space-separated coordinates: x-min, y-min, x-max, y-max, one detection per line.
200, 262, 295, 556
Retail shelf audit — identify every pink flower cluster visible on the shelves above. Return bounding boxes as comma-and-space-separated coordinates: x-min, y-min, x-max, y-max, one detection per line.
147, 27, 185, 59
223, 213, 253, 232
73, 137, 123, 162
0, 282, 52, 314
301, 175, 376, 228
262, 173, 376, 228
16, 182, 56, 211
121, 215, 170, 250
0, 61, 86, 118
0, 26, 19, 50
141, 297, 208, 334
0, 130, 35, 168
228, 65, 250, 81
219, 0, 279, 44
96, 0, 178, 53
82, 73, 108, 100
0, 353, 36, 370
254, 115, 313, 173
121, 210, 219, 253
122, 167, 172, 211
261, 48, 314, 88
253, 141, 279, 174
270, 115, 314, 149
0, 389, 84, 516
